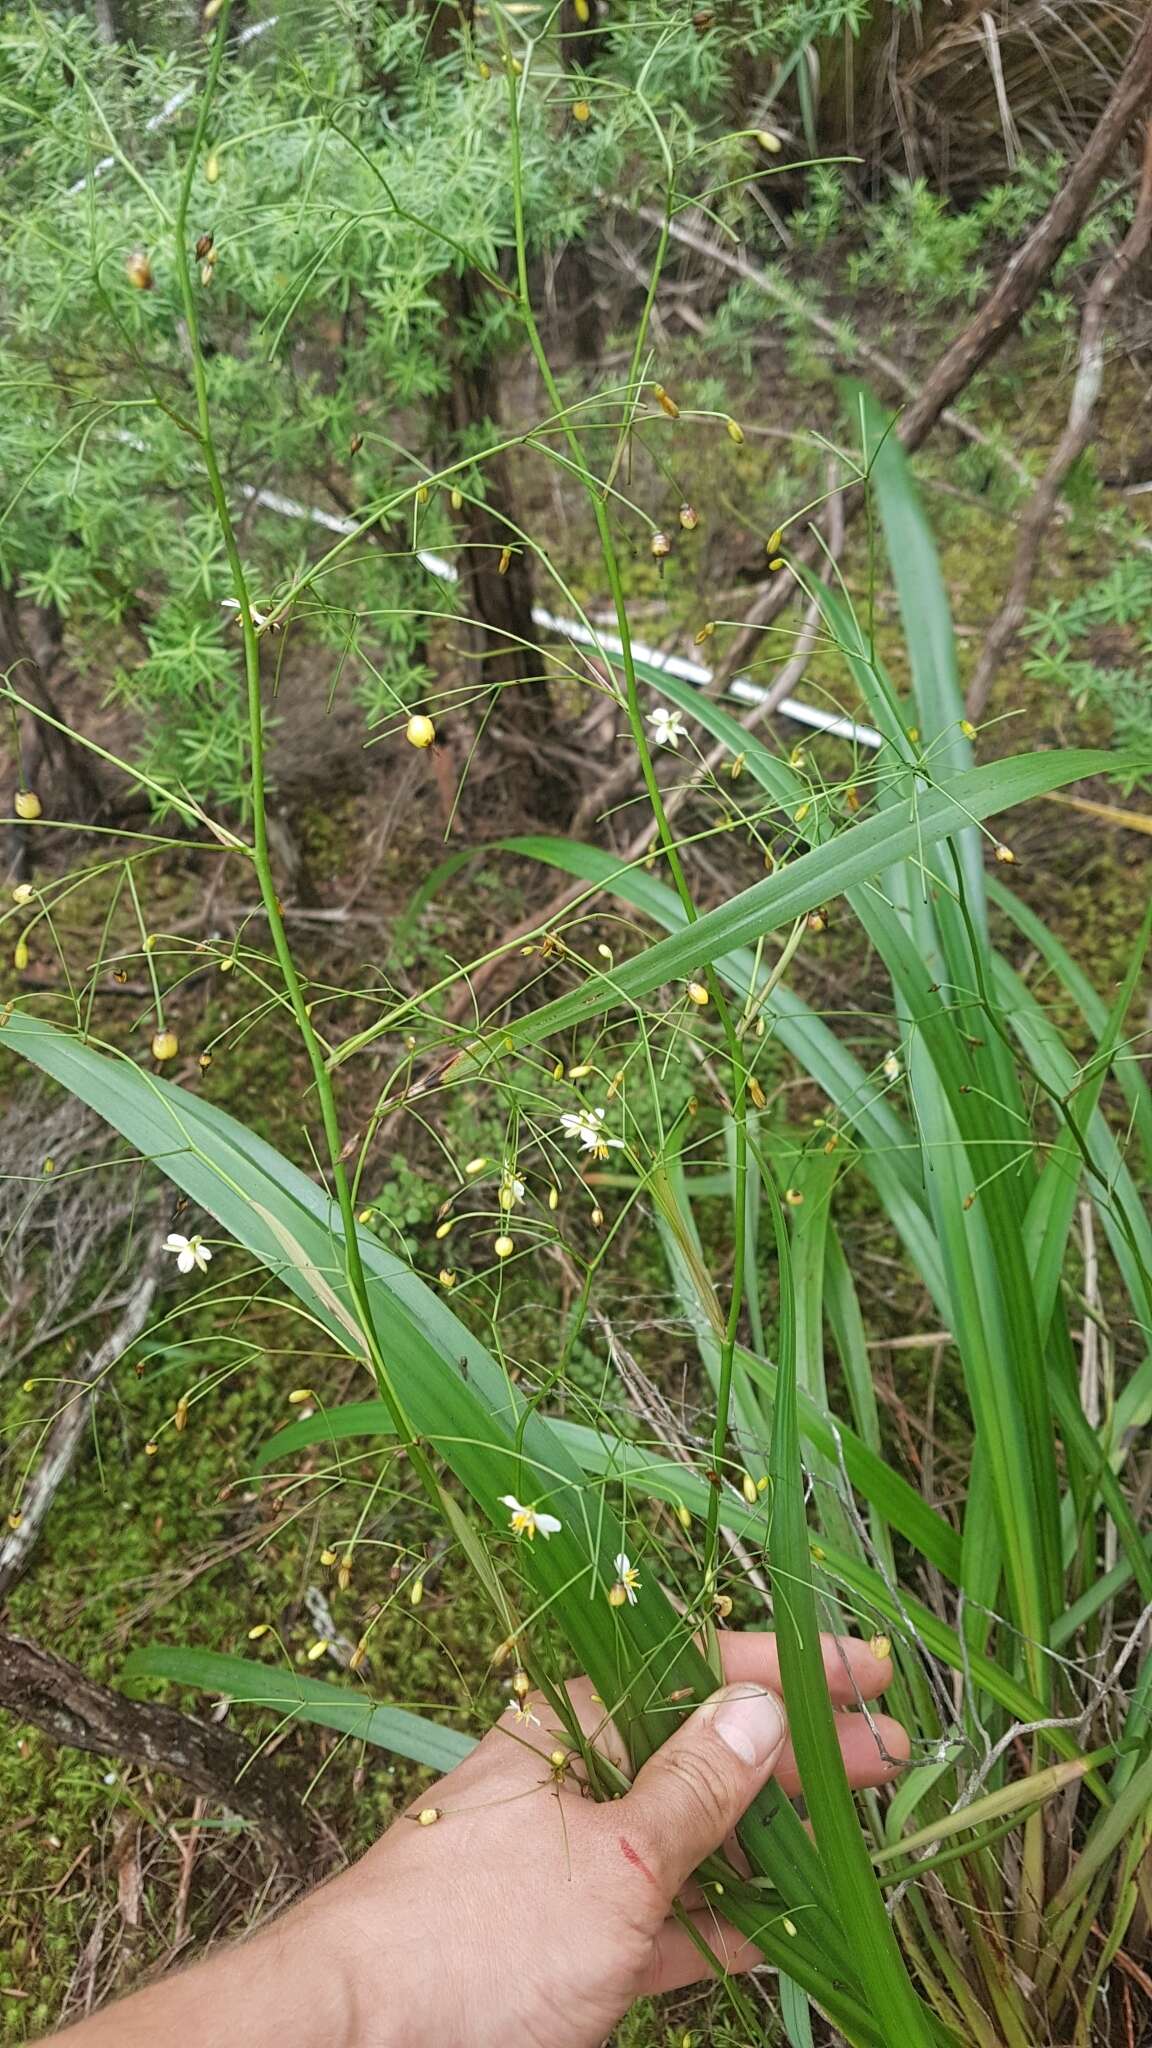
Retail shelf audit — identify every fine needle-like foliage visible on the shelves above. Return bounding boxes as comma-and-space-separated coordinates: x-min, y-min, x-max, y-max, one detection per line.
3, 7, 1151, 2047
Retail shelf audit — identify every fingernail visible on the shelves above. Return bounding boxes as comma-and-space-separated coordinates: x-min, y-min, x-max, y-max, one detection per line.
709, 1683, 787, 1767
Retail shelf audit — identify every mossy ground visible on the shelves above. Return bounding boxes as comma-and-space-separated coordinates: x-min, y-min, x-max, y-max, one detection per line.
1, 335, 1149, 2043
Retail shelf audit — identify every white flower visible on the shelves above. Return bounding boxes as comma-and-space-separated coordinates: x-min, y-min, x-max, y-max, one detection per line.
613, 1553, 641, 1603
882, 1052, 901, 1082
506, 1697, 540, 1727
559, 1108, 624, 1158
163, 1231, 212, 1276
221, 597, 271, 631
500, 1495, 562, 1540
647, 705, 686, 750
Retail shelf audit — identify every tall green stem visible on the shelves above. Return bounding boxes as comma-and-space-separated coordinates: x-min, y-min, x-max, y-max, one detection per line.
172, 2, 439, 1507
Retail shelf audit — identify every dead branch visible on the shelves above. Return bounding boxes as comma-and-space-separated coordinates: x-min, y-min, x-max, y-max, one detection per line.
965, 122, 1152, 719
0, 1632, 310, 1861
0, 1263, 161, 1599
634, 206, 1031, 486
712, 11, 1152, 690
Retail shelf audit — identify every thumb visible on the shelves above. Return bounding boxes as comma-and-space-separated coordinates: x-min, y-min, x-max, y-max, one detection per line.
617, 1683, 789, 1900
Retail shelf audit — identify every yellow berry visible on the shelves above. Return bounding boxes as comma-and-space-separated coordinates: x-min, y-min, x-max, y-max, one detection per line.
572, 99, 591, 122
13, 790, 42, 821
151, 1029, 179, 1062
416, 1806, 441, 1826
406, 714, 436, 749
248, 1623, 271, 1640
287, 1387, 314, 1404
869, 1633, 892, 1661
306, 1639, 329, 1662
686, 981, 709, 1006
756, 128, 782, 153
494, 1234, 514, 1259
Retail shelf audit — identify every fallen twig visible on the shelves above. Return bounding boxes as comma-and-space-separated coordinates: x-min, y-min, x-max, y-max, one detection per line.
0, 1264, 161, 1599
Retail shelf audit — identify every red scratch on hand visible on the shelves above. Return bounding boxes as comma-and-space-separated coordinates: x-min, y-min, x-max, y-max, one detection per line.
618, 1835, 658, 1887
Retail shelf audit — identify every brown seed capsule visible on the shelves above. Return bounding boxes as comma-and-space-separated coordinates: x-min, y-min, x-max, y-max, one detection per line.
748, 1076, 766, 1110
678, 502, 698, 531
650, 530, 671, 560
498, 544, 512, 575
174, 1396, 189, 1433
349, 433, 364, 455
126, 250, 153, 290
195, 233, 214, 261
198, 1051, 212, 1071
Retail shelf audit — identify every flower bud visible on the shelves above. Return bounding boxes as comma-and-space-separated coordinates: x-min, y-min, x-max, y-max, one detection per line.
195, 233, 214, 261
741, 1472, 758, 1505
13, 790, 42, 820
652, 384, 680, 418
205, 152, 220, 183
126, 250, 153, 290
725, 416, 744, 444
247, 1623, 271, 1640
287, 1388, 314, 1404
406, 713, 436, 748
13, 938, 29, 972
306, 1639, 329, 1662
756, 129, 782, 154
678, 502, 698, 530
694, 621, 715, 644
151, 1029, 179, 1062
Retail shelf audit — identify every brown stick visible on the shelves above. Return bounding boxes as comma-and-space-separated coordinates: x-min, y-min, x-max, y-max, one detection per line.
635, 206, 1030, 484
0, 1632, 309, 1860
712, 12, 1152, 689
0, 1266, 160, 1599
966, 123, 1152, 719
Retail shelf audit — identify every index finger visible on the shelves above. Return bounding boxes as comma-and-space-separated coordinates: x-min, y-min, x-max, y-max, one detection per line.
718, 1631, 893, 1705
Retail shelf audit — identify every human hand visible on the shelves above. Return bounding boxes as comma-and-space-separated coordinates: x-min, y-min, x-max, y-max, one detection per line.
317, 1631, 907, 2048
